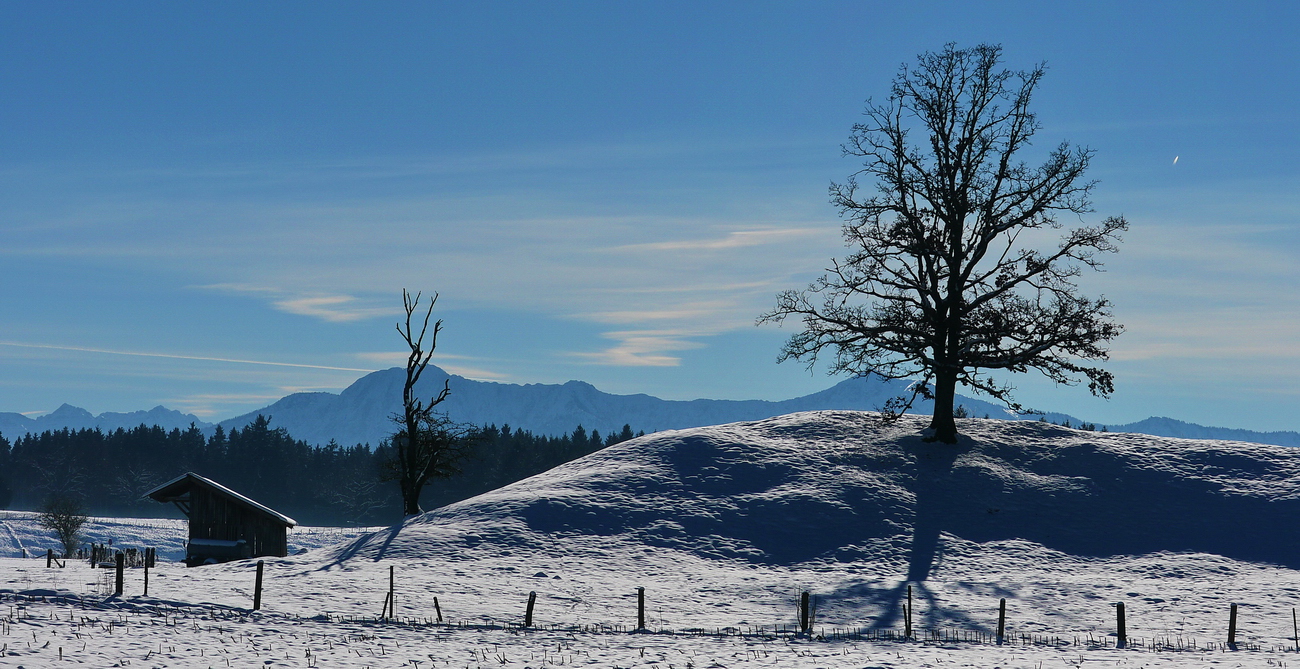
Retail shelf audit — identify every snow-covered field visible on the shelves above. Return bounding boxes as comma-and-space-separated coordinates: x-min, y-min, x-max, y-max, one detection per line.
5, 411, 1300, 667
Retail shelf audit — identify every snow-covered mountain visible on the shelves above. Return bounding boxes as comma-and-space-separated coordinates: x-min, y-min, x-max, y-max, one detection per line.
1109, 415, 1300, 447
0, 403, 211, 439
215, 366, 1062, 447
217, 366, 1300, 448
2, 366, 1297, 449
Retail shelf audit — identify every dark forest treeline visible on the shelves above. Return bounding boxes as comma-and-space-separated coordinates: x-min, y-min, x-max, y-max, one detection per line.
0, 417, 641, 525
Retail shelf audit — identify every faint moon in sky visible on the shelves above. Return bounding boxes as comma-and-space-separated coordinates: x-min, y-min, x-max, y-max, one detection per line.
1173, 156, 1179, 164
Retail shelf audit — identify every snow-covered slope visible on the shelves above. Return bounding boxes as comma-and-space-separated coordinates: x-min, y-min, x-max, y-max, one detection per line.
8, 413, 1300, 667
328, 411, 1300, 570
296, 413, 1300, 649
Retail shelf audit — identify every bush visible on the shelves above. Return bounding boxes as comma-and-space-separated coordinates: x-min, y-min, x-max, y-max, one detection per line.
37, 495, 88, 558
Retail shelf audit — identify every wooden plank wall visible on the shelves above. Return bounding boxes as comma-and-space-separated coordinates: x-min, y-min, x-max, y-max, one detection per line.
188, 486, 288, 557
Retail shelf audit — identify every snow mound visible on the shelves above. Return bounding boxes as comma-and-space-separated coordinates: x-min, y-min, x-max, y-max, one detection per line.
325, 411, 1300, 570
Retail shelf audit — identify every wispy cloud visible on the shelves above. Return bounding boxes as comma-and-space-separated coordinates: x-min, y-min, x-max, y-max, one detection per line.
569, 330, 705, 367
1109, 306, 1300, 362
273, 295, 396, 323
0, 340, 373, 372
199, 282, 281, 295
352, 351, 505, 381
199, 284, 397, 323
616, 228, 827, 252
353, 351, 414, 367
438, 365, 512, 381
583, 279, 779, 295
354, 351, 476, 364
578, 305, 730, 325
162, 393, 289, 418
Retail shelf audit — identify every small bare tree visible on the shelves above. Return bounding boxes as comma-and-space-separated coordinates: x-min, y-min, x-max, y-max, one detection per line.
385, 290, 466, 516
37, 495, 89, 558
761, 44, 1126, 443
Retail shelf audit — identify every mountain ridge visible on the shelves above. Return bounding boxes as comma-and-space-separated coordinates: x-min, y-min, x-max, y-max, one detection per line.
0, 403, 211, 440
1, 367, 1296, 449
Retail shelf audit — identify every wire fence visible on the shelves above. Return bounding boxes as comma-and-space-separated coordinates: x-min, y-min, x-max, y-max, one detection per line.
0, 590, 1290, 655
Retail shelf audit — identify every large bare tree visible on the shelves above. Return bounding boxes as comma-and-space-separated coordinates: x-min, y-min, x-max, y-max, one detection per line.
385, 289, 464, 516
760, 44, 1126, 443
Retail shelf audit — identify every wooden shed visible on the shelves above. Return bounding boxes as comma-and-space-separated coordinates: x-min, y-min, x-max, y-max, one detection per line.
146, 472, 297, 566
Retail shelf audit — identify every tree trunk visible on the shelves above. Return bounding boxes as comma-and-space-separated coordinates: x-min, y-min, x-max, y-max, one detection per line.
402, 497, 423, 516
928, 369, 959, 444
400, 478, 423, 516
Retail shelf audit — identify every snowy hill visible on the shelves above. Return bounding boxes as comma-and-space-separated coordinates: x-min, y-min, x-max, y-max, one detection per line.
9, 413, 1300, 665
293, 412, 1300, 652
328, 411, 1300, 570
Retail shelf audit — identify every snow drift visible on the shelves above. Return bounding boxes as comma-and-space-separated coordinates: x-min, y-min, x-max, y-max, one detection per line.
327, 411, 1300, 572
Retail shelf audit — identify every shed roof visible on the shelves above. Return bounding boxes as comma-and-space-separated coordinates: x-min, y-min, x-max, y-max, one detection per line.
145, 472, 297, 527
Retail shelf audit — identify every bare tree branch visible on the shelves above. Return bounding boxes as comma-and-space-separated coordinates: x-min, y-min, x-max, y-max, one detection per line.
759, 44, 1125, 443
388, 289, 462, 516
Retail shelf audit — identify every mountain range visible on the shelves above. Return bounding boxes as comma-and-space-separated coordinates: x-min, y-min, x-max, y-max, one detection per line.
1, 366, 1297, 448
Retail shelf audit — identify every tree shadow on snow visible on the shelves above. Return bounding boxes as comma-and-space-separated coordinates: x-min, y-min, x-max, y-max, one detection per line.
317, 523, 403, 570
903, 435, 964, 583
826, 579, 994, 632
848, 435, 990, 630
922, 422, 1300, 570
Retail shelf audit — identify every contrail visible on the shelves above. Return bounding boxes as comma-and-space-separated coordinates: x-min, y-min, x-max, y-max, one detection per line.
0, 340, 374, 373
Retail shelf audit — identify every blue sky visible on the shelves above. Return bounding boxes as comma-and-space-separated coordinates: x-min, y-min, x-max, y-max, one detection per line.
1, 2, 1297, 431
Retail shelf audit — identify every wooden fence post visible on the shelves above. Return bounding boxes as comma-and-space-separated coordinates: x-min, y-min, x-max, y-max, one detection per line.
800, 591, 811, 634
434, 596, 442, 624
1228, 603, 1238, 647
1116, 602, 1126, 648
253, 560, 264, 611
905, 585, 913, 639
524, 591, 537, 628
114, 553, 124, 596
388, 565, 395, 620
143, 559, 149, 597
637, 587, 645, 630
1292, 608, 1297, 652
997, 598, 1006, 643
46, 549, 53, 568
